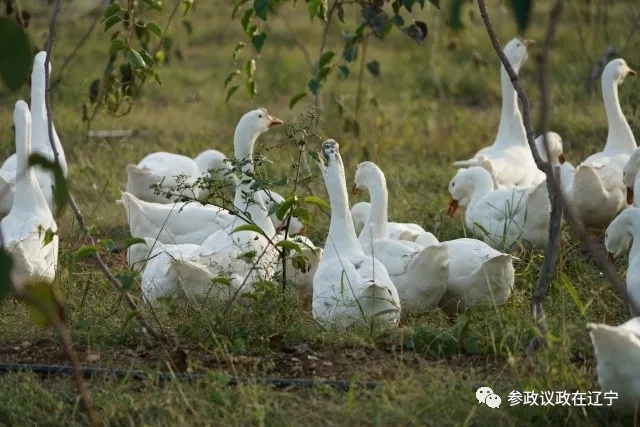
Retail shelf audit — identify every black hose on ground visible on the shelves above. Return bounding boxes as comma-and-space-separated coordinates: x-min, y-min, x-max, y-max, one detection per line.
0, 363, 379, 391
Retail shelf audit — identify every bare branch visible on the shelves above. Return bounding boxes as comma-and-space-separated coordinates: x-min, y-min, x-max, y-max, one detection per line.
476, 0, 640, 350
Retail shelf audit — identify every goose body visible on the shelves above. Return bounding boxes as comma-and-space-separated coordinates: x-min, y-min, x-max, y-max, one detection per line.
0, 52, 68, 216
605, 207, 640, 315
588, 318, 640, 411
452, 38, 543, 189
622, 147, 640, 207
1, 101, 58, 287
535, 132, 575, 205
313, 140, 401, 329
353, 161, 448, 313
447, 166, 550, 250
350, 201, 437, 244
572, 59, 637, 228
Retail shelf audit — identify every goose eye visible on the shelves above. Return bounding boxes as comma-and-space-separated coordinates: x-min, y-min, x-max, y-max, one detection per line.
452, 182, 455, 187
258, 114, 263, 118
517, 43, 520, 47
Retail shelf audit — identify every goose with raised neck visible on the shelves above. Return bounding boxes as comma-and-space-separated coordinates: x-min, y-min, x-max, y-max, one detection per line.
1, 100, 58, 285
354, 163, 389, 244
601, 59, 637, 155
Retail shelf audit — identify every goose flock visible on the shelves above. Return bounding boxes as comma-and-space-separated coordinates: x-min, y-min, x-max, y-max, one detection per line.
3, 39, 640, 410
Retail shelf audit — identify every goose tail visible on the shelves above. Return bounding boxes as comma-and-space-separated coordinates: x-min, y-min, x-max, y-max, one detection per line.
405, 244, 450, 310
359, 281, 402, 327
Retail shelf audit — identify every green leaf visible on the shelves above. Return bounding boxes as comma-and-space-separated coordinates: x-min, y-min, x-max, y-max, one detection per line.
145, 22, 163, 39
319, 50, 335, 68
224, 70, 240, 88
232, 223, 264, 234
427, 0, 440, 8
127, 49, 147, 69
25, 281, 65, 328
560, 272, 586, 316
343, 45, 357, 62
103, 2, 121, 19
304, 195, 330, 210
266, 201, 281, 216
241, 9, 254, 32
123, 237, 147, 251
251, 32, 267, 52
0, 248, 14, 302
138, 49, 155, 68
74, 245, 98, 262
211, 276, 232, 287
244, 59, 256, 78
308, 78, 321, 95
276, 196, 297, 221
226, 85, 240, 101
117, 272, 136, 291
182, 0, 194, 16
27, 154, 69, 218
291, 207, 311, 225
449, 0, 464, 31
254, 0, 270, 20
509, 0, 533, 34
337, 65, 350, 78
275, 240, 303, 253
248, 80, 257, 97
0, 18, 33, 90
109, 39, 125, 55
104, 14, 122, 32
289, 92, 307, 110
366, 60, 380, 77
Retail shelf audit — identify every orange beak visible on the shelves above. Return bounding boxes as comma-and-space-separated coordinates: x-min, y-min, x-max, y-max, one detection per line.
269, 116, 283, 128
352, 185, 361, 196
628, 69, 638, 76
447, 199, 459, 218
608, 252, 616, 263
558, 153, 566, 164
523, 39, 535, 47
627, 186, 634, 205
298, 227, 307, 236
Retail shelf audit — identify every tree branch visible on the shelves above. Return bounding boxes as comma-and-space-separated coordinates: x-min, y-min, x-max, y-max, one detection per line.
476, 0, 640, 352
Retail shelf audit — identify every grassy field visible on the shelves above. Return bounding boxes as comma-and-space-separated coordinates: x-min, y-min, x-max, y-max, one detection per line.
0, 0, 639, 425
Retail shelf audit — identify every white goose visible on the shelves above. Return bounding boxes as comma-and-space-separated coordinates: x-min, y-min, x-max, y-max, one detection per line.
447, 166, 550, 250
258, 189, 306, 235
350, 201, 437, 245
535, 132, 575, 206
193, 149, 237, 197
313, 140, 401, 330
1, 101, 58, 287
453, 37, 543, 189
572, 58, 637, 228
587, 318, 640, 411
0, 52, 68, 216
154, 109, 283, 304
622, 147, 640, 207
352, 161, 449, 313
605, 207, 640, 315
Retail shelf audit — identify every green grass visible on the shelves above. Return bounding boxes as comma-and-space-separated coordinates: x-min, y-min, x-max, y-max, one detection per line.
0, 1, 639, 425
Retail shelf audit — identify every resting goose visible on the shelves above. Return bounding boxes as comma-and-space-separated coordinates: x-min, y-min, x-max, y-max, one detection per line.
447, 166, 550, 250
572, 58, 637, 228
622, 147, 640, 207
352, 161, 449, 313
452, 37, 543, 189
350, 201, 436, 244
535, 132, 575, 206
312, 140, 401, 330
1, 101, 58, 287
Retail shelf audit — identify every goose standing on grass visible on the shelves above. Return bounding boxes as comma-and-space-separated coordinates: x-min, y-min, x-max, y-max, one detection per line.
0, 52, 68, 216
1, 101, 58, 287
622, 147, 640, 207
313, 140, 401, 329
447, 166, 550, 250
587, 318, 640, 411
535, 132, 575, 206
604, 207, 640, 315
452, 37, 543, 189
572, 58, 637, 228
350, 201, 437, 245
352, 161, 449, 312
154, 109, 283, 304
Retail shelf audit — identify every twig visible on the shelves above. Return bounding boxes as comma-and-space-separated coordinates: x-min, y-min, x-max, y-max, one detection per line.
527, 0, 565, 355
42, 3, 97, 423
42, 0, 184, 360
50, 9, 101, 90
476, 0, 640, 330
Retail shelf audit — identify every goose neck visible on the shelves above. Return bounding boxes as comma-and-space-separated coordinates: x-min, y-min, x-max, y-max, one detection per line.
365, 180, 389, 240
324, 159, 363, 256
469, 170, 495, 204
494, 65, 527, 149
14, 115, 39, 196
602, 79, 637, 153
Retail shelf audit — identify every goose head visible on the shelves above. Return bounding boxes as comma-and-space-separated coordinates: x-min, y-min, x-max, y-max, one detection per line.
605, 208, 639, 262
602, 58, 637, 86
535, 132, 565, 165
352, 161, 384, 196
623, 148, 640, 204
234, 107, 283, 158
503, 37, 535, 72
317, 139, 341, 175
32, 51, 51, 90
447, 167, 493, 217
